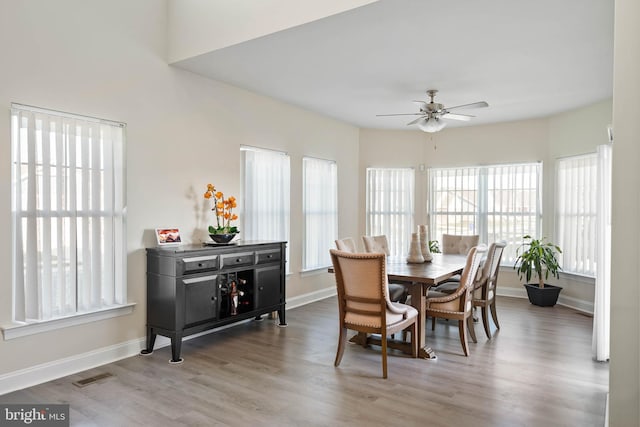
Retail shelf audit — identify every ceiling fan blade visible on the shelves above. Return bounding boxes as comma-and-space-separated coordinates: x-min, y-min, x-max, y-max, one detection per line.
441, 112, 473, 121
406, 116, 426, 126
412, 100, 428, 109
445, 101, 489, 111
376, 113, 424, 117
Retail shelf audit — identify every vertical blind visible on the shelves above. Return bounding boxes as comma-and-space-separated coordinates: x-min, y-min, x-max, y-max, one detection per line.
429, 163, 541, 264
11, 104, 126, 322
555, 153, 598, 276
365, 168, 414, 258
303, 157, 338, 270
593, 144, 612, 361
241, 147, 290, 268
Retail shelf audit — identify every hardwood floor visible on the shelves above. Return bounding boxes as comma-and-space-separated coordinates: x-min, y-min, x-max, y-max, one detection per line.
1, 296, 608, 426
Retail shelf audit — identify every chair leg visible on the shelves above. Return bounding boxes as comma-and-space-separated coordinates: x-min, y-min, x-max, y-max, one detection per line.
410, 322, 418, 357
381, 331, 388, 379
482, 306, 492, 339
431, 316, 436, 331
467, 315, 477, 343
358, 332, 368, 348
490, 300, 500, 330
459, 320, 470, 356
335, 327, 347, 367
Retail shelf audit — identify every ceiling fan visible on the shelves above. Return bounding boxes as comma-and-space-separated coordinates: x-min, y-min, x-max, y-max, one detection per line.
377, 89, 489, 133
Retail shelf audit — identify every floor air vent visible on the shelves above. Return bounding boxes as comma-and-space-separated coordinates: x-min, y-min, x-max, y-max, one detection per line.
72, 372, 114, 388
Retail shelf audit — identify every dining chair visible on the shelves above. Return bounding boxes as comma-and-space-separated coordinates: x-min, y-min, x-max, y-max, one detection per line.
335, 237, 358, 252
471, 241, 506, 339
431, 233, 481, 293
441, 234, 480, 255
361, 235, 409, 304
426, 244, 487, 356
329, 249, 418, 378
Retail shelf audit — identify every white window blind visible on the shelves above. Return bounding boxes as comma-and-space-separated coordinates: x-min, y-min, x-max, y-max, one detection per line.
11, 104, 126, 322
241, 147, 290, 268
429, 162, 541, 264
366, 168, 415, 258
556, 153, 598, 276
303, 157, 337, 270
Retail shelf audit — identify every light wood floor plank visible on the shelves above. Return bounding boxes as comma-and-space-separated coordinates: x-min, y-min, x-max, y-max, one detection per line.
1, 297, 608, 426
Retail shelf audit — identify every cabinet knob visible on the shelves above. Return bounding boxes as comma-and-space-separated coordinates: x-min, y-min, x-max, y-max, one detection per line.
212, 297, 217, 301
267, 255, 272, 258
259, 286, 264, 291
236, 258, 242, 263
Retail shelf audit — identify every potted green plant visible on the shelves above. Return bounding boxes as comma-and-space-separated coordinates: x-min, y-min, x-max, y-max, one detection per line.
514, 235, 563, 307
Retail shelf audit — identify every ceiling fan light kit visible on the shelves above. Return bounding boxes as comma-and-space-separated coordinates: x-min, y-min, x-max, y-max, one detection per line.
377, 89, 488, 133
418, 116, 446, 133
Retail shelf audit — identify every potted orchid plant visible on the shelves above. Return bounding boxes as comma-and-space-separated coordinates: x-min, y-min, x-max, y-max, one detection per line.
204, 183, 239, 243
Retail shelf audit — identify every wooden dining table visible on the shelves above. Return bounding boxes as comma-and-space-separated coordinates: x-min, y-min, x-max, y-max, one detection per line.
333, 253, 468, 360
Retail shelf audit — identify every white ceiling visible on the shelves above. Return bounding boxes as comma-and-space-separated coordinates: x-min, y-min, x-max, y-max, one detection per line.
173, 0, 614, 131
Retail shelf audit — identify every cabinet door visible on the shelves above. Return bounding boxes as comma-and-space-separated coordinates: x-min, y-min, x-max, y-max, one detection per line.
182, 274, 218, 326
255, 265, 282, 310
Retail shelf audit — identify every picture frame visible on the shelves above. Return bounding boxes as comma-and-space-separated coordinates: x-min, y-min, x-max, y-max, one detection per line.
155, 228, 182, 246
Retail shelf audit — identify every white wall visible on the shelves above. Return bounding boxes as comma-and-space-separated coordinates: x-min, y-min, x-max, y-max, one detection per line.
0, 0, 359, 381
359, 100, 612, 312
167, 0, 379, 63
609, 0, 640, 422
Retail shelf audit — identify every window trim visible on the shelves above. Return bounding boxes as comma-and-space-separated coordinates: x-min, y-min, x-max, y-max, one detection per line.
302, 156, 338, 271
365, 167, 415, 258
554, 152, 598, 277
10, 103, 127, 324
428, 162, 542, 265
2, 303, 135, 340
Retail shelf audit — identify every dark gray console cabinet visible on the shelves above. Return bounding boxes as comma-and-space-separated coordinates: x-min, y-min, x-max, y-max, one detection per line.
142, 241, 286, 363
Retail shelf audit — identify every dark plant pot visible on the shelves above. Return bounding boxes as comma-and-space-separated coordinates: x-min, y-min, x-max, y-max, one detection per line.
209, 233, 237, 244
524, 283, 563, 307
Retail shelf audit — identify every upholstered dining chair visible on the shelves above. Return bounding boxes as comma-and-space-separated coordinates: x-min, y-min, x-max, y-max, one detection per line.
361, 235, 409, 304
471, 241, 506, 339
426, 244, 487, 356
442, 234, 480, 255
335, 237, 358, 253
329, 249, 418, 378
431, 233, 481, 293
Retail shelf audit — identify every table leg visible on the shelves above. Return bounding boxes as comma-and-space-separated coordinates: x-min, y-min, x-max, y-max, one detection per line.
408, 282, 437, 360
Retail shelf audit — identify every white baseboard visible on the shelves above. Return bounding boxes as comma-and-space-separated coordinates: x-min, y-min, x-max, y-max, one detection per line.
497, 287, 593, 315
0, 337, 145, 396
286, 287, 337, 310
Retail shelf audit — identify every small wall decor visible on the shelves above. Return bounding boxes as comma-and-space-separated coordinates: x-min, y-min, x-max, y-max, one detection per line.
155, 228, 182, 246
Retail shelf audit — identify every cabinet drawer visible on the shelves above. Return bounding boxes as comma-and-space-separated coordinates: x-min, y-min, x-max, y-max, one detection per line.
179, 255, 218, 275
256, 248, 281, 264
220, 251, 254, 269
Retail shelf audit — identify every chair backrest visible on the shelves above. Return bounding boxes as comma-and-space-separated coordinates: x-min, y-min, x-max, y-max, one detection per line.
335, 237, 358, 253
362, 235, 391, 256
442, 234, 480, 255
441, 245, 487, 312
329, 249, 389, 329
474, 241, 507, 299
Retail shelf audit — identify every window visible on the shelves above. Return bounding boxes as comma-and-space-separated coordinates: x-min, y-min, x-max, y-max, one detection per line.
11, 104, 126, 323
429, 162, 541, 264
555, 153, 597, 276
241, 146, 290, 269
366, 168, 415, 257
303, 157, 337, 270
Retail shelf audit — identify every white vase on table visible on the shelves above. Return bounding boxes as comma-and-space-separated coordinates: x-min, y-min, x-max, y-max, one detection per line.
418, 225, 433, 262
406, 232, 425, 263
